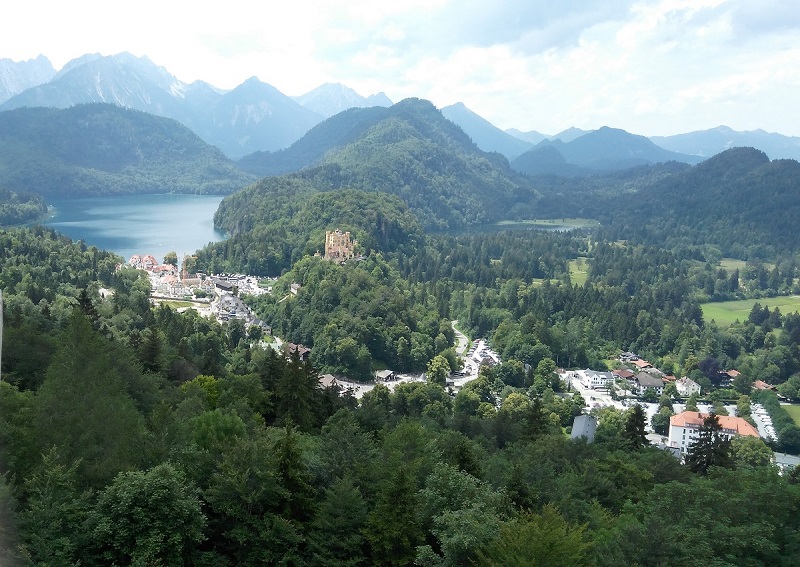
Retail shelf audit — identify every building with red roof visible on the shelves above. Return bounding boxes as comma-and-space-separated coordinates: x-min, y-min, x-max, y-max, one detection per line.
668, 411, 759, 454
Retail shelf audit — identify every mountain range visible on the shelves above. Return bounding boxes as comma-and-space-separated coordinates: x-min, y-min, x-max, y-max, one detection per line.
0, 53, 389, 160
2, 52, 799, 166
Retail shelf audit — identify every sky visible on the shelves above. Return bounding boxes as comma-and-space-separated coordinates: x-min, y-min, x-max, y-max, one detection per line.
2, 0, 799, 136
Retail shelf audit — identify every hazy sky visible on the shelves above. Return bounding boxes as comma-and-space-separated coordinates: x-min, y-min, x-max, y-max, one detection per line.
2, 0, 799, 136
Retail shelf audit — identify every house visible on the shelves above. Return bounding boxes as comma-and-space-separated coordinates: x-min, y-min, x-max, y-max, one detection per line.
675, 377, 701, 397
375, 369, 396, 382
668, 411, 760, 454
319, 374, 338, 388
613, 368, 635, 381
753, 380, 776, 391
619, 352, 639, 362
631, 359, 653, 371
214, 279, 234, 293
290, 283, 301, 296
635, 373, 664, 395
284, 342, 311, 361
577, 369, 615, 389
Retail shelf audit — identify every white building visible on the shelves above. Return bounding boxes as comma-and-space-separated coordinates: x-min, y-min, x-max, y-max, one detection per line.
577, 369, 615, 389
675, 376, 701, 397
668, 411, 760, 454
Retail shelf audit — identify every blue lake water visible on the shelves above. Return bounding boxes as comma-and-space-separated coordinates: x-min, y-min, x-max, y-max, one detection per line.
44, 194, 228, 262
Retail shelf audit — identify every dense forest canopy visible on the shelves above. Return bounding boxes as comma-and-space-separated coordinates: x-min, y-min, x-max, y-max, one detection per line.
0, 188, 47, 225
2, 223, 800, 565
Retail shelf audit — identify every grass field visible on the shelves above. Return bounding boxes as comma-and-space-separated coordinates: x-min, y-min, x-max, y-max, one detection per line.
701, 296, 800, 326
784, 404, 800, 427
569, 257, 590, 286
719, 257, 774, 272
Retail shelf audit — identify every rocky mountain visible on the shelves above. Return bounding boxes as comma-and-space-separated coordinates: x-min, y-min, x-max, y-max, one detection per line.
650, 125, 800, 162
511, 126, 702, 176
294, 82, 392, 118
0, 52, 324, 159
0, 55, 56, 104
440, 102, 534, 160
0, 103, 254, 196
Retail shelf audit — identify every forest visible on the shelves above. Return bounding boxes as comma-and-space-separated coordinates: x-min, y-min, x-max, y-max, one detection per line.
2, 216, 800, 565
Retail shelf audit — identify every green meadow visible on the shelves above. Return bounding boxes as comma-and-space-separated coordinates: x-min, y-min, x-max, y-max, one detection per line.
784, 404, 800, 427
702, 296, 800, 327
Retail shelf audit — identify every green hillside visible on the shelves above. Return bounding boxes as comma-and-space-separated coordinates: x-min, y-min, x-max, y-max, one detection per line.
226, 98, 539, 232
0, 103, 255, 196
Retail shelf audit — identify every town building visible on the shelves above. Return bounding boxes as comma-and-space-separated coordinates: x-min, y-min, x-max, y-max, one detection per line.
675, 376, 701, 397
668, 411, 760, 454
635, 373, 664, 395
324, 229, 357, 263
577, 369, 615, 389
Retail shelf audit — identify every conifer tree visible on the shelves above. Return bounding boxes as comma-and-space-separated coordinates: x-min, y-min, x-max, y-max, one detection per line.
685, 413, 734, 475
622, 404, 648, 451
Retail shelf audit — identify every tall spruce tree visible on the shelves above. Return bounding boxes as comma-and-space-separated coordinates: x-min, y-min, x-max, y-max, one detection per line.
622, 404, 648, 451
685, 413, 734, 475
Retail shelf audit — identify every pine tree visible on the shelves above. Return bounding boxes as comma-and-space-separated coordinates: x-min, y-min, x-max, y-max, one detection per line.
685, 413, 734, 475
622, 404, 648, 451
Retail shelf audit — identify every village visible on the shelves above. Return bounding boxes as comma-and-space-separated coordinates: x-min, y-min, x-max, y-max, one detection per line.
124, 233, 795, 472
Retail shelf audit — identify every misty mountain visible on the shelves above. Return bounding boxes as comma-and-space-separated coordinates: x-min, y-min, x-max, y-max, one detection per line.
505, 128, 549, 145
294, 82, 392, 118
0, 103, 254, 196
0, 52, 324, 159
650, 125, 800, 162
198, 77, 324, 159
228, 98, 538, 231
551, 127, 592, 143
511, 126, 702, 175
0, 55, 56, 104
440, 102, 534, 160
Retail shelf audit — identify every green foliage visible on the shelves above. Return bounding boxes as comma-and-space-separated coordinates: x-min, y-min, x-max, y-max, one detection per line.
32, 312, 147, 487
0, 188, 47, 225
475, 505, 589, 566
91, 463, 205, 566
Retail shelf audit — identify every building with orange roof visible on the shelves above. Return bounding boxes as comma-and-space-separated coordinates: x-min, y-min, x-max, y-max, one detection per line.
753, 380, 775, 391
668, 411, 759, 454
631, 359, 652, 370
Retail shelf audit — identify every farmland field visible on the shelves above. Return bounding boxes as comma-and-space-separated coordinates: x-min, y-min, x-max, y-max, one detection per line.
702, 296, 800, 327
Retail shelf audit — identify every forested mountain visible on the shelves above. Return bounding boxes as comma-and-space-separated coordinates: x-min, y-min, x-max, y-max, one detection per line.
293, 82, 393, 118
652, 125, 800, 161
441, 102, 534, 160
0, 52, 325, 159
598, 147, 800, 259
0, 104, 255, 196
233, 98, 538, 231
512, 126, 702, 176
198, 188, 423, 276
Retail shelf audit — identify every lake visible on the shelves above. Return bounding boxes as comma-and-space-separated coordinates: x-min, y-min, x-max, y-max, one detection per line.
44, 194, 228, 262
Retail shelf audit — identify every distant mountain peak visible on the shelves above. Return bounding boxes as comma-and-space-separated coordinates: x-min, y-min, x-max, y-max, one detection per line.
294, 82, 392, 118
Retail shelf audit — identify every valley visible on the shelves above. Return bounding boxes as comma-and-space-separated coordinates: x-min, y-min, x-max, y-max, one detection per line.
2, 49, 800, 567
